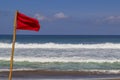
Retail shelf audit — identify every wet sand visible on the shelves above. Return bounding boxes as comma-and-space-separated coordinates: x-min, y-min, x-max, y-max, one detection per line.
0, 70, 120, 80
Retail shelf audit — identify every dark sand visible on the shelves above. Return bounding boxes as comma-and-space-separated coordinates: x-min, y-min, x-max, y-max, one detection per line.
0, 70, 120, 80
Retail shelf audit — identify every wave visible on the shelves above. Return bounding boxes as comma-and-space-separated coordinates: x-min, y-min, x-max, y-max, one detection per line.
1, 60, 120, 71
1, 42, 120, 49
0, 57, 120, 63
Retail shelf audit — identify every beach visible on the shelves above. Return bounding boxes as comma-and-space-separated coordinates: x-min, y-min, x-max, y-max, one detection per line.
1, 70, 120, 80
1, 35, 120, 80
1, 0, 120, 79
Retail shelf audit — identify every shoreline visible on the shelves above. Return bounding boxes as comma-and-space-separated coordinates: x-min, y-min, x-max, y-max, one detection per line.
0, 70, 120, 80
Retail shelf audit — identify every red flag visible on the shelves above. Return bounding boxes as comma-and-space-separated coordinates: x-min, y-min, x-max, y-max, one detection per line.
16, 12, 40, 31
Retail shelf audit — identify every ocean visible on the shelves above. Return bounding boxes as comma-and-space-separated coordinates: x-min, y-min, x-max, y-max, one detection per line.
0, 35, 120, 72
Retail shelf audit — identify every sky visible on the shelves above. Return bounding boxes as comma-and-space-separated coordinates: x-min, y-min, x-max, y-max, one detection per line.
0, 0, 120, 35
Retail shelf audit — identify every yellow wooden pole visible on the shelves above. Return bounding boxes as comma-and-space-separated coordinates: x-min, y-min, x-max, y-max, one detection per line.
8, 11, 18, 80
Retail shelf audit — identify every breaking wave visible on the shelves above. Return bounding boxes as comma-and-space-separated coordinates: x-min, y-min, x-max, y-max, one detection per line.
0, 57, 120, 63
1, 42, 120, 49
1, 60, 120, 71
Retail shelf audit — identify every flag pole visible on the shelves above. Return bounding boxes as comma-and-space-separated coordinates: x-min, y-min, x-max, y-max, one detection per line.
8, 11, 18, 80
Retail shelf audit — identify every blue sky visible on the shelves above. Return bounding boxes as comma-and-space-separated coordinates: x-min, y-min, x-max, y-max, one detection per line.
0, 0, 120, 35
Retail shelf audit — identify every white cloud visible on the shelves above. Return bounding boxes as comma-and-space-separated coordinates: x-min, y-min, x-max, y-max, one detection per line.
34, 13, 46, 21
34, 12, 68, 22
104, 16, 120, 23
95, 16, 120, 24
54, 12, 68, 19
106, 16, 120, 20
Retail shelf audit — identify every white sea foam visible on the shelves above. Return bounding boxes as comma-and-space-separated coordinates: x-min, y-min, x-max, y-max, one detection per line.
1, 42, 120, 49
0, 57, 120, 63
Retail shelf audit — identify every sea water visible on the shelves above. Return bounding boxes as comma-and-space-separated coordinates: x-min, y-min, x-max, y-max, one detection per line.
0, 35, 120, 71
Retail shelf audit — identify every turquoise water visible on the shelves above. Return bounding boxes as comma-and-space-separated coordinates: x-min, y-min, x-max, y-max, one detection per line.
1, 35, 120, 71
1, 61, 120, 70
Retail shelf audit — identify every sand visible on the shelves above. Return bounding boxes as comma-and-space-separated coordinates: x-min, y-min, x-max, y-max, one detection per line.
0, 70, 120, 80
